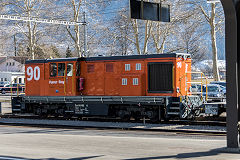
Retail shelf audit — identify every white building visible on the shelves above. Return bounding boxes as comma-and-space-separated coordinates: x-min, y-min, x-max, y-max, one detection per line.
0, 56, 28, 84
0, 71, 25, 84
0, 56, 27, 72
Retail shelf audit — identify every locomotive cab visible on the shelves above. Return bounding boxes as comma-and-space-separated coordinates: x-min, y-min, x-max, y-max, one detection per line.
26, 58, 82, 96
47, 59, 82, 96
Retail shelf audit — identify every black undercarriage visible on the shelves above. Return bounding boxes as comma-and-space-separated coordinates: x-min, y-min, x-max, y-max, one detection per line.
11, 95, 209, 121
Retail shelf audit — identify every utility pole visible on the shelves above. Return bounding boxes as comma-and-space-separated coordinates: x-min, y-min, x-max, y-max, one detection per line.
14, 34, 17, 56
83, 0, 87, 57
124, 25, 127, 55
6, 56, 8, 72
26, 0, 35, 60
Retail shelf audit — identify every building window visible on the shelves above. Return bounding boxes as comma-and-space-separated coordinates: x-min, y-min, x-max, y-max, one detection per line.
122, 78, 127, 85
125, 64, 130, 71
4, 78, 7, 81
87, 64, 95, 73
1, 78, 3, 81
12, 62, 15, 66
106, 64, 114, 72
136, 63, 141, 70
9, 62, 11, 66
133, 78, 139, 85
14, 78, 17, 83
67, 63, 73, 76
50, 63, 57, 77
19, 78, 22, 84
58, 63, 65, 76
6, 62, 8, 66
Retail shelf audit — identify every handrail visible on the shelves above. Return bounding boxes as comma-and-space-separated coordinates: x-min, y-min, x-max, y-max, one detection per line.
9, 76, 24, 97
180, 72, 208, 101
64, 65, 66, 95
72, 64, 75, 94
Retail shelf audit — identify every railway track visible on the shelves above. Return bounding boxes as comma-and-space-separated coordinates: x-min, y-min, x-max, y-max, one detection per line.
0, 114, 226, 127
0, 113, 227, 135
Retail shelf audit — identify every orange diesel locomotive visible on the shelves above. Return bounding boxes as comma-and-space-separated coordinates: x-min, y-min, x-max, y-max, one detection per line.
12, 53, 203, 120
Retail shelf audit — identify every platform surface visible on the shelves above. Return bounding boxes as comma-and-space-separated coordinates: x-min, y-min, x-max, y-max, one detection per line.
0, 125, 239, 160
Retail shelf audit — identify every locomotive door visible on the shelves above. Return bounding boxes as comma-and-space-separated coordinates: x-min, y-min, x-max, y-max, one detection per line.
65, 63, 74, 96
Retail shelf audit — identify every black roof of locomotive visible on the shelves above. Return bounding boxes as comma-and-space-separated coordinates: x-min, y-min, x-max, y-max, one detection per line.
25, 53, 191, 64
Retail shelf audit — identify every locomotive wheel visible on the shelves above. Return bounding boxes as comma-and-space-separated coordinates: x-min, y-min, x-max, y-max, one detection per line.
118, 110, 130, 121
133, 111, 141, 121
147, 111, 159, 122
39, 113, 48, 118
33, 107, 41, 115
133, 116, 141, 121
64, 114, 73, 119
53, 114, 59, 118
122, 115, 131, 122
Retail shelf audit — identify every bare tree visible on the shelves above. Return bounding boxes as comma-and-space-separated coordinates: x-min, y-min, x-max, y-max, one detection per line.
112, 10, 132, 55
0, 0, 52, 59
132, 19, 152, 55
171, 4, 209, 63
65, 0, 83, 57
178, 0, 224, 81
200, 2, 224, 81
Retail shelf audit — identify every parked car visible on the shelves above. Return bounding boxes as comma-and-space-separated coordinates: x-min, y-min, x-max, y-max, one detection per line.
219, 85, 226, 96
202, 84, 225, 101
0, 83, 25, 94
0, 82, 5, 87
0, 81, 9, 87
210, 81, 226, 96
190, 84, 202, 92
210, 81, 226, 87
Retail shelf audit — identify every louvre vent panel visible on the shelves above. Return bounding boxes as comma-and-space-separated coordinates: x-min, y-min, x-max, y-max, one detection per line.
148, 62, 173, 93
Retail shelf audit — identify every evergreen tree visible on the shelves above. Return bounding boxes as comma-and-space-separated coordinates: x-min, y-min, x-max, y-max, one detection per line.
66, 46, 72, 58
51, 46, 61, 58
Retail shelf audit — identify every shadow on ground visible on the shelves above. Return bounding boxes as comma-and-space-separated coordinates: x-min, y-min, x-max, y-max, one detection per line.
0, 155, 104, 160
1, 147, 239, 160
125, 147, 240, 160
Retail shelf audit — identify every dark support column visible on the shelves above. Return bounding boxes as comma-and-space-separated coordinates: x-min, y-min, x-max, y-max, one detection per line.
221, 0, 239, 148
237, 0, 240, 123
237, 2, 240, 145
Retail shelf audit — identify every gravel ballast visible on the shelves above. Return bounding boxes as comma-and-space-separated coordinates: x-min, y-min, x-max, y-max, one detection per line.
0, 118, 226, 133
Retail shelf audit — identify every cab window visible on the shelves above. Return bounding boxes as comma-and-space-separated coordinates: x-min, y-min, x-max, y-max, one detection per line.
67, 63, 73, 76
58, 63, 65, 76
50, 63, 57, 77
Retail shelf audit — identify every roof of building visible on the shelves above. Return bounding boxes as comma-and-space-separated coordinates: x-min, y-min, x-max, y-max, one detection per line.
0, 56, 29, 64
